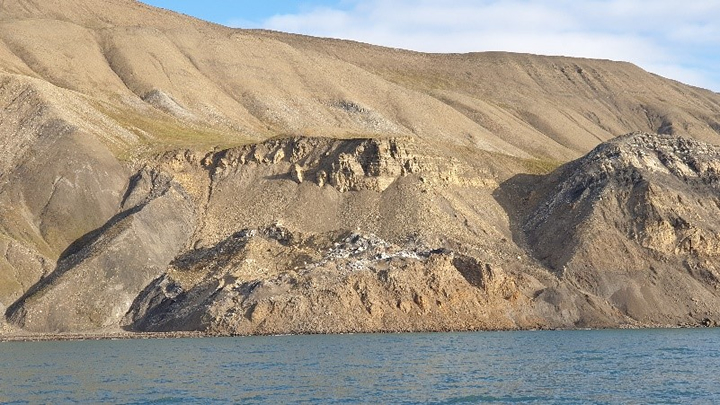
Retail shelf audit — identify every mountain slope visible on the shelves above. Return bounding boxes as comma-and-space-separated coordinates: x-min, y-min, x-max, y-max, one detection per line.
1, 0, 720, 336
1, 0, 718, 159
257, 30, 720, 159
507, 132, 720, 324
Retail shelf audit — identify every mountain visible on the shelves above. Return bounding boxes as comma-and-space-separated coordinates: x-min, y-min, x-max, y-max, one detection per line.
512, 132, 720, 325
1, 0, 720, 336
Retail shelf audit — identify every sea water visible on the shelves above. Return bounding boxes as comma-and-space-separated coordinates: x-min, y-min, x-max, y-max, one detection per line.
1, 328, 719, 404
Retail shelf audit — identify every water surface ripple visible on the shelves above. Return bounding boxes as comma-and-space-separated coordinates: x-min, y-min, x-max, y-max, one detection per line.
1, 328, 719, 404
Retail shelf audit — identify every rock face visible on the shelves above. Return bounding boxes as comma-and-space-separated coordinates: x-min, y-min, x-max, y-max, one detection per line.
206, 137, 425, 193
5, 123, 720, 335
117, 132, 720, 334
507, 132, 720, 325
119, 132, 720, 334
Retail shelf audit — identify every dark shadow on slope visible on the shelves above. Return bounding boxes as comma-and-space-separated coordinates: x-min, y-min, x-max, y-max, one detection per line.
4, 203, 145, 322
452, 255, 484, 289
492, 173, 545, 253
119, 171, 145, 209
58, 204, 143, 262
264, 173, 292, 181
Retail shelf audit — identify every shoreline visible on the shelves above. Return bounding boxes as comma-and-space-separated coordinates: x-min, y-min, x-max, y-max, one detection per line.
1, 323, 713, 343
0, 331, 207, 343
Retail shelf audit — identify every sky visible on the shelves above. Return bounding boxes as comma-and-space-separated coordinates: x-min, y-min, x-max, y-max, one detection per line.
141, 1, 720, 92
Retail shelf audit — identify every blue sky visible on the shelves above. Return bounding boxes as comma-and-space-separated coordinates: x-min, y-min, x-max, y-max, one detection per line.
141, 1, 720, 93
141, 1, 345, 28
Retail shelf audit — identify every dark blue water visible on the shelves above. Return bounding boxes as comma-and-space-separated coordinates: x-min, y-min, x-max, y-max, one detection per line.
1, 328, 719, 404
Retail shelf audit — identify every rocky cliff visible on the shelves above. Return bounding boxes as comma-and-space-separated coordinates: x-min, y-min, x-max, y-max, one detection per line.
509, 132, 720, 325
2, 0, 720, 337
119, 132, 720, 334
7, 131, 720, 335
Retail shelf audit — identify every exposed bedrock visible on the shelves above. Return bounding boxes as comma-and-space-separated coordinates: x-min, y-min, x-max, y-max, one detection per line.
500, 132, 720, 326
7, 132, 720, 335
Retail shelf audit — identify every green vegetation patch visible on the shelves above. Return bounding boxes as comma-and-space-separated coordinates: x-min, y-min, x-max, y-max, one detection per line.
95, 103, 258, 159
521, 157, 563, 175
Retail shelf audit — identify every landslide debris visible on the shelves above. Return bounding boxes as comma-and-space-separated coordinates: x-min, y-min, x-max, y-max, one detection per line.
124, 225, 531, 335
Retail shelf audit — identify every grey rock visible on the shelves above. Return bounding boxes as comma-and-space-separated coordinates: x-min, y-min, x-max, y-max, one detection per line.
6, 174, 196, 332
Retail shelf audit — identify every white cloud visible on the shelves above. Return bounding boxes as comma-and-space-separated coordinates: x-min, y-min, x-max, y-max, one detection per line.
264, 8, 351, 33
226, 17, 263, 29
645, 63, 713, 88
255, 0, 720, 92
